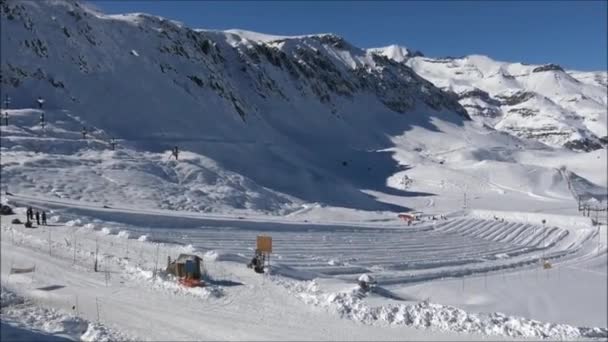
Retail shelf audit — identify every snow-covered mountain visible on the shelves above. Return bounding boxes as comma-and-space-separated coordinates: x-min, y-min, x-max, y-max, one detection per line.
1, 0, 605, 214
0, 0, 472, 213
369, 47, 607, 151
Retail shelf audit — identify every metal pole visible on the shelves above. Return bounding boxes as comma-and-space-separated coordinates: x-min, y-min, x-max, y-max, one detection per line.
542, 220, 546, 260
598, 225, 601, 256
154, 244, 160, 279
73, 231, 77, 265
95, 297, 100, 322
94, 239, 99, 272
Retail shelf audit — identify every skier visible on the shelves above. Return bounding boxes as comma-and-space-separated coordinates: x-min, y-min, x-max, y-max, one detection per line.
81, 126, 87, 139
41, 211, 47, 226
40, 113, 45, 129
26, 207, 33, 221
35, 211, 40, 225
36, 96, 44, 109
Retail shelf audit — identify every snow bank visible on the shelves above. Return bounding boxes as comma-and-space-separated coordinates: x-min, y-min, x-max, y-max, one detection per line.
116, 230, 130, 239
274, 279, 607, 340
1, 287, 130, 341
358, 274, 375, 283
1, 288, 25, 308
137, 234, 148, 242
80, 323, 122, 342
203, 250, 219, 261
99, 227, 115, 235
180, 244, 196, 254
65, 219, 82, 227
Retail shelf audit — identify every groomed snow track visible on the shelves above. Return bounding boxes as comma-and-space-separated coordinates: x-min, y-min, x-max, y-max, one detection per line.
121, 216, 590, 286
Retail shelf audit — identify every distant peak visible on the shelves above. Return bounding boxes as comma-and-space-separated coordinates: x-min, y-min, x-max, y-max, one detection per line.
532, 63, 565, 73
222, 29, 345, 44
368, 44, 423, 62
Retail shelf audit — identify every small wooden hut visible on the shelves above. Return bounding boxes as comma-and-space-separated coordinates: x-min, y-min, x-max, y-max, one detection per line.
166, 254, 204, 287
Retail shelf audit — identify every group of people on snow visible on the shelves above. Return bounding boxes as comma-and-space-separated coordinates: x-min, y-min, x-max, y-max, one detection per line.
26, 207, 47, 226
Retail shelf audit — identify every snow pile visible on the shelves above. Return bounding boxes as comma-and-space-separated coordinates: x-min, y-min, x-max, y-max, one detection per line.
99, 227, 116, 235
358, 274, 375, 283
1, 287, 129, 341
1, 288, 25, 308
80, 322, 124, 342
116, 230, 130, 239
180, 244, 197, 254
203, 250, 219, 261
65, 219, 82, 227
327, 259, 343, 266
275, 279, 608, 340
137, 234, 148, 242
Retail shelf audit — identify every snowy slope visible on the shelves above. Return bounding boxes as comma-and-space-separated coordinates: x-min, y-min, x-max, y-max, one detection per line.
368, 47, 607, 151
2, 0, 606, 217
1, 0, 474, 213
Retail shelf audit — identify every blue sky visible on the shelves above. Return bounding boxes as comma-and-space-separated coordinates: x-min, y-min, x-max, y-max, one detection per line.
91, 1, 607, 71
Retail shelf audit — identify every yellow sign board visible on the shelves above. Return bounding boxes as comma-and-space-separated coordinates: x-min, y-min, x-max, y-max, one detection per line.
256, 235, 272, 253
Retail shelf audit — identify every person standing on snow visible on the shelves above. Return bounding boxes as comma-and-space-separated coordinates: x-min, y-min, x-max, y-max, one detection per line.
35, 211, 40, 225
41, 211, 47, 225
36, 96, 45, 109
172, 146, 179, 160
